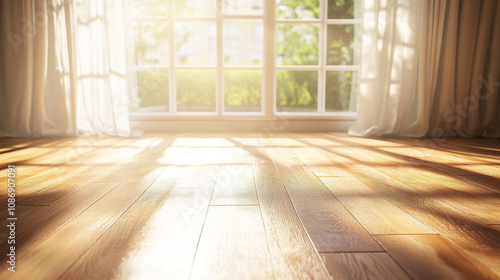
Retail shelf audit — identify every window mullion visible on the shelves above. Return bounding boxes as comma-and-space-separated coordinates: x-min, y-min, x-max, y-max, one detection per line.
265, 0, 275, 117
318, 0, 327, 114
217, 0, 223, 115
168, 0, 175, 115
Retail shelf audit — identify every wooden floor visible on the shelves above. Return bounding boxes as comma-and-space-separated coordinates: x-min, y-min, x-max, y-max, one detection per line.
0, 132, 499, 280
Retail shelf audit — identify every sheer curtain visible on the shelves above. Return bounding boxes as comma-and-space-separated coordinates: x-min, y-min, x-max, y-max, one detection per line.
0, 0, 75, 137
0, 0, 130, 137
73, 0, 130, 136
349, 0, 500, 137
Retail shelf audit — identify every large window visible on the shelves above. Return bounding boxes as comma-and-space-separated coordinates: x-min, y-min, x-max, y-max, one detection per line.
124, 0, 360, 117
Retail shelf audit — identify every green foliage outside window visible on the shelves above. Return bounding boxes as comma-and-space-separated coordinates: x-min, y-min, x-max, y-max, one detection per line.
225, 70, 262, 112
127, 0, 358, 113
276, 71, 318, 112
176, 70, 216, 112
328, 0, 356, 19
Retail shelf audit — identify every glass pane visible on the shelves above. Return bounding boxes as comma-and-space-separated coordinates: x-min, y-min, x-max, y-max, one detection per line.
224, 21, 263, 66
328, 0, 361, 19
223, 0, 263, 15
327, 24, 359, 65
175, 22, 216, 65
276, 24, 319, 65
276, 70, 318, 112
176, 70, 216, 112
127, 0, 169, 18
224, 70, 262, 112
174, 0, 215, 17
128, 70, 169, 112
276, 0, 320, 19
132, 22, 169, 65
325, 71, 357, 112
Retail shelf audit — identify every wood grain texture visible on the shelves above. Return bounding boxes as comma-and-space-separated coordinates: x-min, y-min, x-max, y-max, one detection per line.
0, 166, 91, 206
211, 164, 258, 205
459, 174, 500, 193
490, 225, 500, 231
320, 176, 435, 234
0, 182, 119, 259
268, 147, 382, 253
167, 164, 220, 188
0, 166, 164, 279
343, 166, 500, 275
60, 185, 212, 280
294, 147, 352, 177
346, 160, 500, 225
0, 206, 47, 256
190, 206, 274, 280
321, 252, 411, 280
375, 234, 500, 280
1, 133, 499, 279
253, 149, 332, 279
334, 140, 500, 224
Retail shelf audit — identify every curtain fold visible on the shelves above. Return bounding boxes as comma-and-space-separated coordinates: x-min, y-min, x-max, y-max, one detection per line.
430, 0, 500, 137
73, 0, 130, 136
0, 0, 75, 137
350, 0, 500, 138
0, 0, 130, 137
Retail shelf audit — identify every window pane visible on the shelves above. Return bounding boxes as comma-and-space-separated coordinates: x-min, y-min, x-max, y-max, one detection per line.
224, 21, 263, 66
277, 0, 319, 19
132, 22, 169, 65
176, 70, 216, 112
224, 70, 262, 112
328, 0, 361, 19
175, 22, 216, 65
174, 0, 215, 17
128, 70, 169, 112
223, 0, 263, 15
327, 24, 359, 65
276, 70, 318, 112
127, 0, 169, 18
276, 24, 319, 65
325, 71, 357, 112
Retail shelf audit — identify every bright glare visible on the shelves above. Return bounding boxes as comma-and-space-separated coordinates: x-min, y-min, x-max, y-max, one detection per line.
172, 138, 236, 147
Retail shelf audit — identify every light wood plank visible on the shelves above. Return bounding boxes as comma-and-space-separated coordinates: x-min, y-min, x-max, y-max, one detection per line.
0, 206, 48, 254
253, 150, 332, 279
490, 225, 500, 231
344, 166, 500, 275
0, 166, 164, 279
2, 133, 500, 279
376, 234, 499, 280
268, 147, 382, 252
168, 164, 220, 188
61, 187, 212, 280
426, 162, 500, 179
358, 164, 500, 225
1, 146, 67, 166
0, 181, 119, 257
295, 147, 352, 177
211, 164, 258, 205
320, 176, 435, 234
459, 174, 500, 193
321, 252, 411, 280
0, 165, 92, 206
324, 144, 500, 225
190, 206, 274, 280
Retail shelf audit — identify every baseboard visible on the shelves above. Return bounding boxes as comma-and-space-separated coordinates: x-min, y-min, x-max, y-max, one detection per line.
130, 118, 356, 132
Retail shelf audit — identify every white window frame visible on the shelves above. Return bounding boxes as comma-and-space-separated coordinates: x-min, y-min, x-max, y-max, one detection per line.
126, 0, 359, 131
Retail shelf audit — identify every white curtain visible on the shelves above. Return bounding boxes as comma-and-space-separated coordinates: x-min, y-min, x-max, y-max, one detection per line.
349, 0, 500, 137
0, 0, 75, 137
73, 0, 130, 136
0, 0, 130, 137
